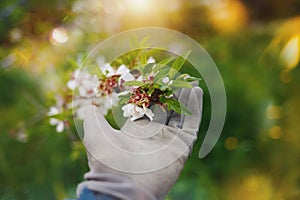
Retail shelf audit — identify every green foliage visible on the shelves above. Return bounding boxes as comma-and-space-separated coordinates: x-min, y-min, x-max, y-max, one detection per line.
153, 68, 169, 83
169, 50, 191, 78
0, 68, 42, 131
122, 80, 144, 87
160, 96, 192, 115
169, 80, 192, 88
0, 68, 87, 199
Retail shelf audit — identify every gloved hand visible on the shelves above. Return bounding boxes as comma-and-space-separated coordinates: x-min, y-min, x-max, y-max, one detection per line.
77, 86, 203, 200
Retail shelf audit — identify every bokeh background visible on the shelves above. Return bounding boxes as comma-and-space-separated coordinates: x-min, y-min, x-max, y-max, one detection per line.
1, 0, 300, 199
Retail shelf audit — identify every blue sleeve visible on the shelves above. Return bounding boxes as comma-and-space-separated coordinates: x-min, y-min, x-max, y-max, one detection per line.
78, 188, 118, 200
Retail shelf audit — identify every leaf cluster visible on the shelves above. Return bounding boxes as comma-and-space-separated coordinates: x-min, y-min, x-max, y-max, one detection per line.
120, 51, 200, 116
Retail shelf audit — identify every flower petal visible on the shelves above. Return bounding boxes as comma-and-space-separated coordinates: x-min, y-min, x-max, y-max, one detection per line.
82, 79, 97, 90
130, 105, 144, 121
56, 121, 64, 133
73, 69, 80, 79
120, 72, 135, 83
78, 86, 87, 97
131, 112, 144, 121
144, 108, 154, 121
122, 104, 134, 117
100, 63, 114, 77
67, 80, 77, 90
48, 107, 59, 116
147, 57, 155, 64
49, 118, 59, 125
162, 77, 170, 84
136, 75, 143, 82
116, 64, 129, 75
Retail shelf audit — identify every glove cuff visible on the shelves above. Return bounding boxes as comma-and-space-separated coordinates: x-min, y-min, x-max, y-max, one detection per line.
77, 172, 157, 200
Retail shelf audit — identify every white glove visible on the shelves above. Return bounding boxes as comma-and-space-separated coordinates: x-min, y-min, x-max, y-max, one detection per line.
77, 86, 203, 200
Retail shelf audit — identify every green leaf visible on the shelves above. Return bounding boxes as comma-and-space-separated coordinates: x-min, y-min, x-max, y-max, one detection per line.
177, 101, 192, 115
169, 50, 191, 78
175, 74, 189, 80
139, 53, 148, 66
147, 87, 155, 95
159, 95, 167, 103
164, 98, 192, 115
118, 93, 131, 99
119, 97, 130, 105
185, 77, 202, 82
123, 81, 144, 87
159, 56, 176, 66
143, 63, 155, 75
170, 80, 192, 88
118, 94, 131, 105
152, 83, 161, 89
151, 56, 176, 73
165, 90, 173, 96
153, 68, 169, 83
160, 85, 169, 91
153, 64, 166, 73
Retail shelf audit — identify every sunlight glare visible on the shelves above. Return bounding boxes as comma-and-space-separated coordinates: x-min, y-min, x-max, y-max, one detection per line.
280, 34, 300, 70
208, 0, 248, 33
51, 27, 68, 44
125, 0, 154, 14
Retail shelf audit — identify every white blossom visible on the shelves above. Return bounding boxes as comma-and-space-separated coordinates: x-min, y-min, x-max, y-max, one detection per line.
122, 103, 154, 121
116, 64, 130, 75
119, 71, 135, 84
67, 70, 98, 97
49, 118, 64, 133
48, 106, 60, 116
100, 63, 115, 77
48, 96, 65, 133
100, 63, 130, 77
48, 108, 64, 132
147, 57, 155, 64
162, 77, 170, 84
100, 63, 134, 85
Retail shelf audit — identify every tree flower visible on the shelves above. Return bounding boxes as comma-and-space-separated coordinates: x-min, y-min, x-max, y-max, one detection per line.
98, 64, 134, 95
67, 70, 98, 97
147, 56, 155, 64
49, 118, 64, 133
122, 103, 154, 121
48, 99, 66, 133
100, 63, 134, 82
128, 88, 151, 108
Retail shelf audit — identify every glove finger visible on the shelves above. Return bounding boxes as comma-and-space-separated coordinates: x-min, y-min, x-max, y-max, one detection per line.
167, 81, 199, 128
182, 87, 203, 132
169, 87, 203, 153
